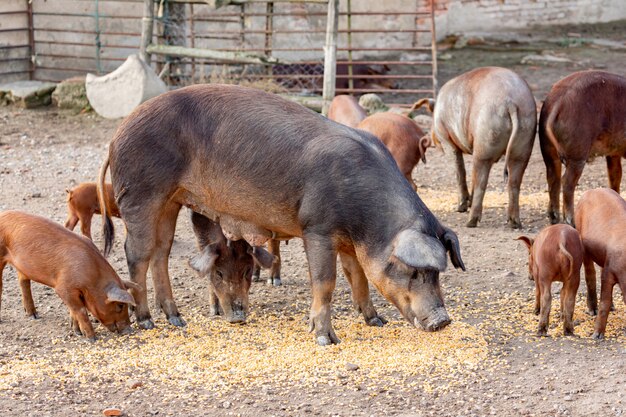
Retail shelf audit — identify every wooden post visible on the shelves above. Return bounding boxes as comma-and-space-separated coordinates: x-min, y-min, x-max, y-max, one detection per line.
321, 0, 338, 116
140, 0, 154, 64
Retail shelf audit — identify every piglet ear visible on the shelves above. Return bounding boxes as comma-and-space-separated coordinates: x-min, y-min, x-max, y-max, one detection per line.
107, 285, 136, 306
391, 229, 447, 272
247, 246, 277, 269
515, 236, 534, 251
189, 243, 220, 276
122, 280, 142, 292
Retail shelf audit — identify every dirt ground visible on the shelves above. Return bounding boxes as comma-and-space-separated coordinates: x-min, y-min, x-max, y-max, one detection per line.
1, 22, 626, 417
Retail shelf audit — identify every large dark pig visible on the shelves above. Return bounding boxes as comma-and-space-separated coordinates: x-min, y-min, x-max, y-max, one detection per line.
540, 70, 626, 226
189, 211, 275, 323
98, 84, 465, 345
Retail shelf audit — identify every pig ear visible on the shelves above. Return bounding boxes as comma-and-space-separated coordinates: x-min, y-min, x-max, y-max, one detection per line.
122, 280, 142, 292
392, 229, 447, 272
516, 236, 534, 251
418, 135, 430, 164
189, 243, 220, 276
106, 285, 136, 306
247, 246, 277, 269
440, 227, 466, 271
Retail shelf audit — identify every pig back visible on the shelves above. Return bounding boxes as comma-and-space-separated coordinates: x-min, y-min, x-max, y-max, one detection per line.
108, 84, 428, 244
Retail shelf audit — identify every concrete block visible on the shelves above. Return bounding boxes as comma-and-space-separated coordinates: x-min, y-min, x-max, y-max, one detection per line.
86, 54, 167, 119
0, 80, 57, 108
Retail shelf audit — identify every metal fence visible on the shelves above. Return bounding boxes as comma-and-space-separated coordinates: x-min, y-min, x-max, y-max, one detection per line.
1, 0, 437, 106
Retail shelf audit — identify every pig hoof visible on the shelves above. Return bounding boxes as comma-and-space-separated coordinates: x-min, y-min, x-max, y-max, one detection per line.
456, 202, 469, 213
591, 332, 604, 340
548, 212, 559, 225
87, 336, 97, 343
267, 277, 282, 287
168, 315, 186, 327
252, 273, 261, 283
465, 218, 479, 228
533, 308, 540, 315
138, 318, 156, 330
316, 334, 340, 346
366, 316, 388, 327
508, 219, 522, 229
208, 306, 220, 316
536, 330, 548, 337
29, 313, 40, 320
586, 308, 598, 316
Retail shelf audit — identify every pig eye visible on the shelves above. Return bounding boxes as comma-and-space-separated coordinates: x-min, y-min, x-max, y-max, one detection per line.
116, 303, 124, 313
215, 270, 223, 279
410, 270, 419, 280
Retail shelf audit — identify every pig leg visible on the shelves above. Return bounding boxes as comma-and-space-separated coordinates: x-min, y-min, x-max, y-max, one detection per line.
267, 239, 282, 286
467, 159, 493, 228
537, 279, 551, 336
592, 268, 616, 340
405, 174, 417, 191
606, 155, 622, 193
453, 148, 470, 212
79, 212, 93, 240
583, 256, 598, 315
0, 262, 4, 321
59, 289, 96, 340
534, 283, 540, 315
17, 271, 37, 319
506, 159, 528, 229
252, 263, 261, 282
561, 273, 580, 336
207, 281, 221, 316
540, 134, 562, 224
64, 213, 79, 231
149, 202, 185, 327
304, 233, 340, 346
339, 251, 386, 327
561, 160, 586, 227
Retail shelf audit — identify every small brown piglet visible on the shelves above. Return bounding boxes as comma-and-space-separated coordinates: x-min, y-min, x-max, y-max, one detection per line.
0, 210, 139, 340
65, 182, 120, 240
517, 224, 584, 336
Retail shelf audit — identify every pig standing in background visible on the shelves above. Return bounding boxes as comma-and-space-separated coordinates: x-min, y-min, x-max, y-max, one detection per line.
98, 84, 465, 345
327, 95, 367, 128
65, 182, 120, 240
575, 188, 626, 340
0, 210, 138, 340
357, 112, 431, 190
421, 66, 537, 228
540, 71, 626, 226
189, 211, 275, 323
517, 224, 584, 336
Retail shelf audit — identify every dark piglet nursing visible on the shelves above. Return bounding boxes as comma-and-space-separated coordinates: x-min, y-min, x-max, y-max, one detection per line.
98, 84, 465, 345
189, 211, 274, 323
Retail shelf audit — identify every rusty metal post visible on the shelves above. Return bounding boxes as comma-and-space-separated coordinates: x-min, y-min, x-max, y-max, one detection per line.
322, 0, 338, 116
429, 0, 438, 95
27, 0, 35, 80
140, 0, 154, 64
265, 2, 274, 77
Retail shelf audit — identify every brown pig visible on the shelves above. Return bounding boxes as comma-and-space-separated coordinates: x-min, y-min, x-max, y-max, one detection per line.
327, 95, 367, 128
575, 188, 626, 340
517, 224, 584, 336
540, 71, 626, 226
189, 211, 275, 323
65, 182, 120, 240
357, 112, 431, 190
419, 67, 537, 228
0, 210, 138, 340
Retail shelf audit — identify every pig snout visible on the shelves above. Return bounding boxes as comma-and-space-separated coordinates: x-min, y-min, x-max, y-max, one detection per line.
414, 307, 451, 332
224, 301, 247, 324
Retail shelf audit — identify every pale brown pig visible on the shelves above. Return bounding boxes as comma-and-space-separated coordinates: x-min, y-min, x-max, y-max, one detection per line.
65, 182, 120, 240
0, 210, 138, 340
517, 224, 584, 336
420, 67, 537, 228
357, 112, 430, 190
575, 188, 626, 340
327, 95, 367, 128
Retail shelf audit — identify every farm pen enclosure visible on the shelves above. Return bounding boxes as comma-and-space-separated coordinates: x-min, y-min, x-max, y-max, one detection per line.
0, 0, 438, 108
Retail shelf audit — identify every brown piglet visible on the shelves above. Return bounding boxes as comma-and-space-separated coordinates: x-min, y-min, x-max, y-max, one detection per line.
517, 224, 584, 336
0, 210, 139, 340
65, 182, 120, 240
575, 188, 626, 340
